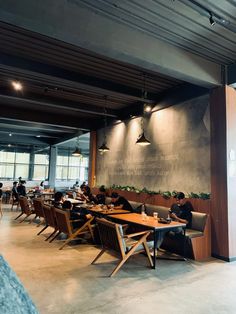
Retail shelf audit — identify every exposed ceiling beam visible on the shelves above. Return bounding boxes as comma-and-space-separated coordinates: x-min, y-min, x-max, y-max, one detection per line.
0, 53, 157, 103
0, 88, 118, 118
0, 103, 96, 131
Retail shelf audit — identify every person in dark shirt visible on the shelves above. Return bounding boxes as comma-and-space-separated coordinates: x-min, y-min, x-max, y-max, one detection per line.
170, 192, 193, 228
95, 185, 106, 205
53, 191, 64, 208
17, 180, 26, 196
12, 181, 19, 201
111, 192, 133, 212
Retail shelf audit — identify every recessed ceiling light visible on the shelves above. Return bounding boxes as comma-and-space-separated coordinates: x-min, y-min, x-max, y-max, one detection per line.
8, 144, 11, 147
36, 135, 41, 138
11, 81, 23, 91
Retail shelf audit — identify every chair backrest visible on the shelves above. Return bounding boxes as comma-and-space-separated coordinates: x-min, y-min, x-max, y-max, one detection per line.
96, 218, 125, 256
43, 205, 57, 228
191, 212, 208, 232
54, 208, 72, 235
19, 197, 31, 215
33, 198, 44, 218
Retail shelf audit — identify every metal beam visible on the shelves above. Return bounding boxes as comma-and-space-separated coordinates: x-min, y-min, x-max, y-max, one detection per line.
0, 0, 221, 87
0, 53, 156, 103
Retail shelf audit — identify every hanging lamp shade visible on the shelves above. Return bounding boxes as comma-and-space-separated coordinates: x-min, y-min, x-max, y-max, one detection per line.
72, 147, 82, 156
136, 132, 151, 146
98, 142, 110, 152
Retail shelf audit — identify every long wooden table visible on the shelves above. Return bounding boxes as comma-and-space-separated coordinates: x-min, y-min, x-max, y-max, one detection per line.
85, 206, 130, 216
108, 213, 186, 269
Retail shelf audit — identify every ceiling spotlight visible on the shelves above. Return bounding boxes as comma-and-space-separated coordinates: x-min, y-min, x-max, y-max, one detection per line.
9, 133, 12, 137
209, 13, 215, 26
8, 144, 11, 147
36, 135, 41, 138
11, 80, 23, 91
144, 104, 152, 113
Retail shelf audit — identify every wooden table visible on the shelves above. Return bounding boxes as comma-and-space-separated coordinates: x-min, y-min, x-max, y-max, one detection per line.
86, 206, 130, 217
108, 213, 186, 269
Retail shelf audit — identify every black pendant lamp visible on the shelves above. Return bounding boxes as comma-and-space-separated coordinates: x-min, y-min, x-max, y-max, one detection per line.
98, 96, 110, 153
136, 131, 151, 146
72, 136, 82, 157
136, 74, 151, 146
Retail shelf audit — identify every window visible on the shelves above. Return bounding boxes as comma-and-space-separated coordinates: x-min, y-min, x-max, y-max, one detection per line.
0, 151, 30, 180
33, 154, 49, 180
56, 150, 89, 182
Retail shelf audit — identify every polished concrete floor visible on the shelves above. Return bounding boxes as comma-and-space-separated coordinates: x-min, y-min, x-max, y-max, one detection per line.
1, 205, 236, 314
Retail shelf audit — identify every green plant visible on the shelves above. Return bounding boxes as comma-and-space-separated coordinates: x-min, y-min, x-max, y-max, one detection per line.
107, 185, 210, 200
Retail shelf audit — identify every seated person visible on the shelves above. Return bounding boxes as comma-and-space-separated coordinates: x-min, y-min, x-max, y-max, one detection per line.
95, 185, 106, 205
81, 185, 96, 203
53, 191, 64, 208
12, 181, 19, 201
170, 192, 193, 228
0, 182, 2, 198
73, 181, 79, 189
110, 192, 133, 212
17, 180, 26, 196
39, 181, 44, 191
62, 200, 92, 229
157, 192, 194, 249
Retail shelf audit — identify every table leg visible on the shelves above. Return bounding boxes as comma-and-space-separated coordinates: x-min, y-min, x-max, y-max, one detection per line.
153, 230, 158, 269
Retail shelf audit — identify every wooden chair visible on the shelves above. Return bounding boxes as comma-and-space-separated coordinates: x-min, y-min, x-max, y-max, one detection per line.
33, 198, 45, 226
15, 196, 36, 223
54, 207, 94, 250
11, 193, 19, 211
91, 218, 153, 277
37, 205, 58, 242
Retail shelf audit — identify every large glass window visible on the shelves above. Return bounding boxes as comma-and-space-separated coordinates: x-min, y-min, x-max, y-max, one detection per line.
0, 151, 30, 180
33, 154, 49, 180
56, 150, 89, 182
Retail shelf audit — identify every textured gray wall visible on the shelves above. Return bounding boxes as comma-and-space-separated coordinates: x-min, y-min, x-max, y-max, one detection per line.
96, 95, 210, 194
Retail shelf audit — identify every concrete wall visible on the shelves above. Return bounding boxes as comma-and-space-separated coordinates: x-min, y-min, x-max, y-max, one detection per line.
96, 95, 210, 194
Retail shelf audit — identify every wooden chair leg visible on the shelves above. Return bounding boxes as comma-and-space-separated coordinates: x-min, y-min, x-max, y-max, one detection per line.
19, 214, 31, 223
37, 224, 49, 235
15, 212, 23, 220
48, 231, 60, 243
142, 242, 154, 267
91, 249, 106, 264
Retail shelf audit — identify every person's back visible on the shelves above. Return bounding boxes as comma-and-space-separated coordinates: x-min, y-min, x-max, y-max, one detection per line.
12, 181, 19, 201
17, 181, 26, 196
0, 182, 3, 198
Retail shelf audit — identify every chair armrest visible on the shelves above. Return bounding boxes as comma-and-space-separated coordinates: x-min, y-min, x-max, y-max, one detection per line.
124, 230, 152, 238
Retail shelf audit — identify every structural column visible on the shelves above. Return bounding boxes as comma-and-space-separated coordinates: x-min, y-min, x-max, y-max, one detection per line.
210, 85, 236, 261
48, 145, 57, 188
88, 131, 96, 187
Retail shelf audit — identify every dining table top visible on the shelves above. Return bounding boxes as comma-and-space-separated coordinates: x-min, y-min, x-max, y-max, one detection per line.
108, 213, 186, 230
85, 205, 130, 215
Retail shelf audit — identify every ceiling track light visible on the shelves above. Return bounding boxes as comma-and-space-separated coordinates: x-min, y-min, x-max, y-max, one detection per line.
11, 80, 23, 91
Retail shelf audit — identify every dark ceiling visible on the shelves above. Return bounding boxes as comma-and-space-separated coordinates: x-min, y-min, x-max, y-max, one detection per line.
0, 0, 235, 148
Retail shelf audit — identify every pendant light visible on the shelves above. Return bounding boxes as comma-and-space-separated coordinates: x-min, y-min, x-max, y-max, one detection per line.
136, 117, 151, 146
72, 136, 82, 157
98, 96, 110, 153
136, 73, 151, 146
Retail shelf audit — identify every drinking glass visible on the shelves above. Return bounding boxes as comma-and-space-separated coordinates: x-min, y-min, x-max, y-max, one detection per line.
153, 212, 158, 220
